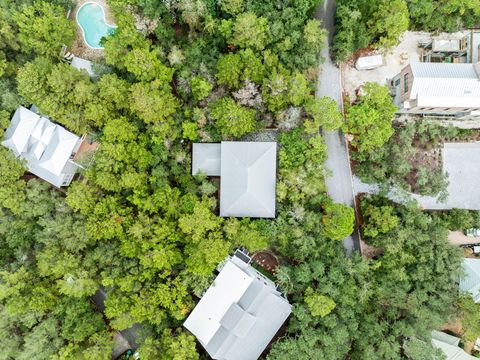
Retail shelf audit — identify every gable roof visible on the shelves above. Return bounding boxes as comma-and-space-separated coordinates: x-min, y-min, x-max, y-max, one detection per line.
220, 142, 276, 218
2, 106, 81, 187
409, 63, 480, 108
183, 255, 291, 360
432, 331, 477, 360
460, 258, 480, 303
3, 106, 41, 155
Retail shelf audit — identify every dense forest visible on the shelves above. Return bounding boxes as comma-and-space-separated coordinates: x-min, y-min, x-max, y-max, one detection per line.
0, 0, 475, 359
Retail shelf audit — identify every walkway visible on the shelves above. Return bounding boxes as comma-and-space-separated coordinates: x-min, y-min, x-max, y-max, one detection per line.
316, 0, 360, 254
448, 231, 480, 246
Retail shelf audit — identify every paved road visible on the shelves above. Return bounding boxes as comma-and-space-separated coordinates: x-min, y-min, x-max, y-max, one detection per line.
316, 0, 360, 254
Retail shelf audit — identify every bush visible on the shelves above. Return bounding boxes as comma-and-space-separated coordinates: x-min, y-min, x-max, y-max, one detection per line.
322, 202, 355, 240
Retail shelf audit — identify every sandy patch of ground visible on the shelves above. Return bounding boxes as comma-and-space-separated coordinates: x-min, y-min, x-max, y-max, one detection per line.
69, 0, 115, 60
342, 31, 431, 99
448, 231, 480, 246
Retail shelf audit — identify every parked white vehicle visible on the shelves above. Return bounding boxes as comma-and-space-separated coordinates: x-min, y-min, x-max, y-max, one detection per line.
355, 54, 384, 70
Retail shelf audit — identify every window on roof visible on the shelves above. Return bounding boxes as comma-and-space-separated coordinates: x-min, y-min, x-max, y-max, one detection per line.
403, 73, 409, 93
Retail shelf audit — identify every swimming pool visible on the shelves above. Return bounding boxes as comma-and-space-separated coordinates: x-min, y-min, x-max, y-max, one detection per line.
76, 2, 116, 49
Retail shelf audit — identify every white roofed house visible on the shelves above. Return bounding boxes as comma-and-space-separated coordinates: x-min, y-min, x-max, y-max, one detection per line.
192, 141, 277, 218
459, 258, 480, 303
183, 251, 291, 360
391, 62, 480, 119
431, 330, 477, 360
2, 106, 85, 187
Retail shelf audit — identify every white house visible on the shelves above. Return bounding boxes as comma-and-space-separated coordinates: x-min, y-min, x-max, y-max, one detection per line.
431, 330, 477, 360
2, 106, 84, 187
183, 251, 291, 360
392, 62, 480, 118
192, 142, 277, 218
460, 258, 480, 302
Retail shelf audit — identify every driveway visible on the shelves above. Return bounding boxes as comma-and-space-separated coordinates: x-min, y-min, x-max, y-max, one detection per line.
440, 143, 480, 210
316, 0, 360, 254
353, 142, 480, 210
448, 231, 480, 246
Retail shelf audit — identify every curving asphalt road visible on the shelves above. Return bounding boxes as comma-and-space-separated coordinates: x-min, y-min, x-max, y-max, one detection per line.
316, 0, 361, 254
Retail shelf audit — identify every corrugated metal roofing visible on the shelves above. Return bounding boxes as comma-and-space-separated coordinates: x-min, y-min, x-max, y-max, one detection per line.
193, 141, 277, 218
408, 63, 480, 108
192, 143, 221, 176
432, 331, 477, 360
220, 142, 277, 218
183, 255, 291, 360
2, 106, 81, 187
411, 62, 478, 79
460, 258, 480, 303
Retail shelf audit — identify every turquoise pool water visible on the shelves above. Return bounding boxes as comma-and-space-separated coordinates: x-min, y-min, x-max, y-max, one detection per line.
76, 2, 116, 49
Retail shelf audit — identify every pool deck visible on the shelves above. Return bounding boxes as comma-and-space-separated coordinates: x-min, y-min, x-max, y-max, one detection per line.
70, 0, 115, 60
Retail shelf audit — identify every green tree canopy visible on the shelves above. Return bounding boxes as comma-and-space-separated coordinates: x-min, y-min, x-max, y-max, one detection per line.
209, 97, 257, 138
304, 97, 343, 132
322, 202, 355, 241
14, 1, 75, 58
343, 82, 396, 153
361, 201, 399, 238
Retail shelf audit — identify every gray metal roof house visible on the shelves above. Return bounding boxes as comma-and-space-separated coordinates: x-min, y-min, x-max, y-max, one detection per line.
70, 56, 95, 78
183, 252, 291, 360
392, 62, 480, 119
431, 330, 477, 360
192, 142, 277, 218
2, 106, 84, 187
460, 258, 480, 303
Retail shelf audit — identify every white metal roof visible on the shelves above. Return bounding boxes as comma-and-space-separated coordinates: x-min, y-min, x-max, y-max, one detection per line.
71, 56, 95, 77
220, 142, 276, 218
460, 258, 480, 303
2, 106, 81, 187
409, 63, 480, 108
432, 331, 477, 360
183, 255, 291, 360
192, 143, 221, 176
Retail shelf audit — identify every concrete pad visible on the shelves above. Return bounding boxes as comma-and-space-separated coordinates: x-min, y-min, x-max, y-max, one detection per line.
343, 31, 431, 98
442, 143, 480, 210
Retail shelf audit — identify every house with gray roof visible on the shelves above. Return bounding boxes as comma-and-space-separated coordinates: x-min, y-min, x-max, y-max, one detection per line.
183, 251, 291, 360
431, 330, 477, 360
460, 258, 480, 302
192, 142, 277, 218
70, 56, 95, 78
2, 106, 84, 187
392, 62, 480, 119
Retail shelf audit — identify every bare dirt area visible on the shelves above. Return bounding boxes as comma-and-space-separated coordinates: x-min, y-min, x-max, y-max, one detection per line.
252, 251, 279, 274
440, 320, 476, 354
448, 231, 480, 246
342, 31, 430, 99
70, 0, 115, 60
